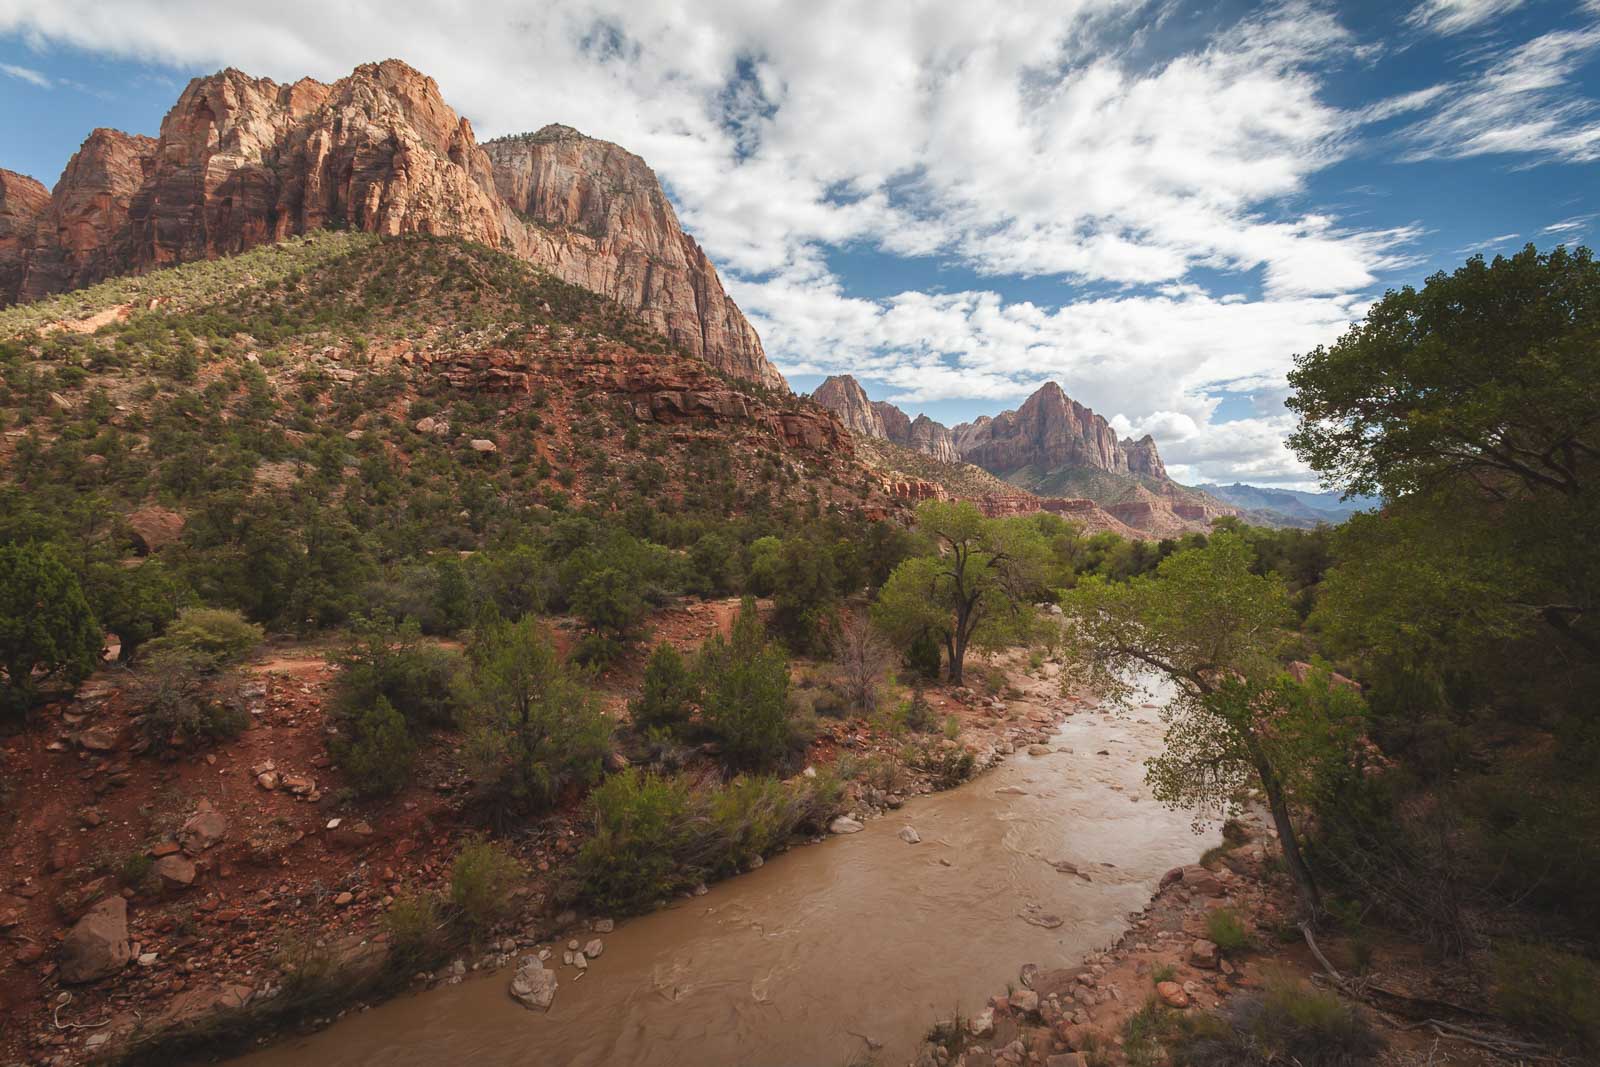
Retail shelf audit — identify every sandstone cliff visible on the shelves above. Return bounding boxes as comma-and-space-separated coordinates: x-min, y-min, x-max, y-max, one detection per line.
486, 127, 780, 390
1, 60, 784, 390
812, 374, 959, 462
955, 382, 1135, 475
812, 374, 884, 438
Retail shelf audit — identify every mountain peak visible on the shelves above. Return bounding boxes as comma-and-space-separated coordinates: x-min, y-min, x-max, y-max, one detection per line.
0, 61, 784, 391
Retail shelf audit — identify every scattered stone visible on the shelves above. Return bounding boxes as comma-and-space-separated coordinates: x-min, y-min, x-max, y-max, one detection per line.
78, 724, 122, 752
594, 919, 614, 933
469, 439, 498, 453
60, 897, 131, 984
1020, 908, 1064, 929
1027, 744, 1052, 756
897, 826, 921, 844
584, 938, 603, 959
178, 805, 227, 854
1181, 866, 1226, 897
257, 771, 280, 791
153, 854, 197, 890
281, 774, 315, 796
1189, 939, 1220, 970
968, 1006, 995, 1036
1156, 980, 1190, 1008
510, 957, 557, 1011
1011, 989, 1040, 1014
829, 816, 864, 835
333, 892, 354, 907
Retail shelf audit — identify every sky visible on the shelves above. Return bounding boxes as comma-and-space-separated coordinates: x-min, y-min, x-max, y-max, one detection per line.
2, 1, 1598, 488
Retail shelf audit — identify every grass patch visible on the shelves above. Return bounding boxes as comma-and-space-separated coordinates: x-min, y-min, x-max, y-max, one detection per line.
1205, 908, 1253, 954
1493, 941, 1600, 1053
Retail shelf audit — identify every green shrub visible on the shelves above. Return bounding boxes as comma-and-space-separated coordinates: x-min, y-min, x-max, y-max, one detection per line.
383, 892, 449, 971
900, 686, 937, 733
1494, 942, 1600, 1052
571, 631, 624, 667
573, 770, 694, 914
631, 643, 698, 735
697, 599, 797, 772
449, 839, 523, 933
0, 541, 101, 712
331, 696, 415, 797
141, 607, 262, 671
130, 652, 250, 752
1205, 908, 1253, 954
907, 740, 976, 789
333, 615, 461, 732
573, 768, 842, 915
906, 629, 942, 680
459, 616, 611, 820
1171, 976, 1382, 1066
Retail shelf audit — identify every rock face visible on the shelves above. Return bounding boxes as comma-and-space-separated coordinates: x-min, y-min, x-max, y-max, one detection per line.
812, 374, 960, 462
813, 377, 1159, 477
812, 375, 884, 438
485, 128, 781, 391
0, 169, 55, 303
1122, 434, 1167, 479
59, 897, 131, 984
1, 61, 784, 391
956, 382, 1142, 476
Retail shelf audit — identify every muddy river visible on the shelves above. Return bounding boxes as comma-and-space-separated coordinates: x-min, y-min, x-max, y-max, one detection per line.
234, 680, 1215, 1067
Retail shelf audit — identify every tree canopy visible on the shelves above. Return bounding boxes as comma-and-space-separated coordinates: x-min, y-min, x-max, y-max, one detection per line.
0, 542, 102, 713
1060, 533, 1364, 915
873, 501, 1049, 685
1287, 243, 1599, 501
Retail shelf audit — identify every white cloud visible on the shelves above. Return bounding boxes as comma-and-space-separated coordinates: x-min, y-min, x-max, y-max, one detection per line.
1400, 25, 1600, 162
743, 270, 1363, 484
1, 60, 50, 87
1406, 0, 1527, 36
0, 0, 1567, 487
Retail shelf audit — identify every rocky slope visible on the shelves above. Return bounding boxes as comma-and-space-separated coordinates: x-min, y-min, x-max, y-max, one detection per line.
0, 60, 784, 391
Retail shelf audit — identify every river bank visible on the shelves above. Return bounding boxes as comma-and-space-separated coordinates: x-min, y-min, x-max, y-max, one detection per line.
3, 616, 1135, 1067
217, 663, 1213, 1067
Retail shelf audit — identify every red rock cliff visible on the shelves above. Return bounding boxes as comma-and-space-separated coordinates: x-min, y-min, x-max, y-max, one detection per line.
2, 61, 785, 391
485, 126, 781, 391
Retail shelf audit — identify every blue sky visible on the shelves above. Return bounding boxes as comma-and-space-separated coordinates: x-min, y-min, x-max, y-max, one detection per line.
3, 0, 1597, 487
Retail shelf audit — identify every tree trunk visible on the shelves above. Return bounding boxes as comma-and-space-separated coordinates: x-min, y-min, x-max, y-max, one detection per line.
1257, 758, 1321, 919
945, 633, 962, 685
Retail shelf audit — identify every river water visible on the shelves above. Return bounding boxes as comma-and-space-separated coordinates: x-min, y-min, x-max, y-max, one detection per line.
234, 680, 1214, 1067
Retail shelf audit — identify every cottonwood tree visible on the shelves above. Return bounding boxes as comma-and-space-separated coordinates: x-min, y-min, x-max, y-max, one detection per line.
874, 501, 1049, 685
1060, 533, 1367, 917
1287, 243, 1599, 658
0, 542, 101, 714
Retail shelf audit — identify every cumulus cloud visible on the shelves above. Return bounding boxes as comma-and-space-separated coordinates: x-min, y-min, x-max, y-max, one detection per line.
0, 0, 1581, 486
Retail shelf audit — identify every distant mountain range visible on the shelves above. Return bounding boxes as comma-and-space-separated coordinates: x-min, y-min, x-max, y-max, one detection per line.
1196, 484, 1378, 526
811, 374, 1371, 534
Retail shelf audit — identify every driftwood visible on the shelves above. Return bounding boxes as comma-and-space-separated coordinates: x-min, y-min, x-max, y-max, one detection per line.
1298, 922, 1551, 1060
